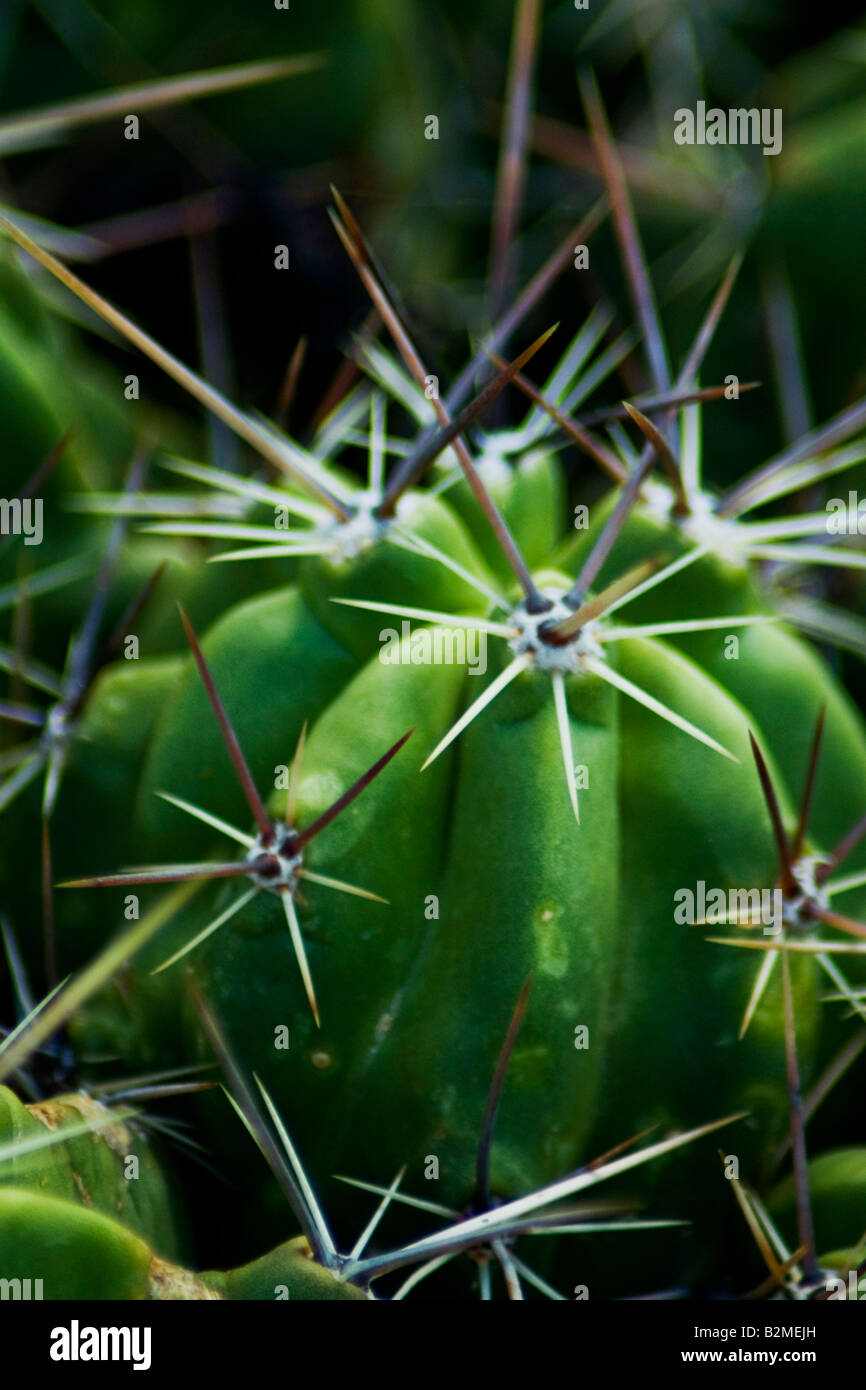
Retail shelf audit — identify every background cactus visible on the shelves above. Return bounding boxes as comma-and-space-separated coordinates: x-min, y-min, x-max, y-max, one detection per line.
1, 1, 865, 1304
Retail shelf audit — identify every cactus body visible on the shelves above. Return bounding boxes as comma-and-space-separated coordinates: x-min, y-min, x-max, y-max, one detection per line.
59, 504, 856, 1247
0, 1086, 183, 1257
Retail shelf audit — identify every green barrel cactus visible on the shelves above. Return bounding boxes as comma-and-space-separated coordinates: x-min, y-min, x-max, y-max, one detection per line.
1, 36, 865, 1302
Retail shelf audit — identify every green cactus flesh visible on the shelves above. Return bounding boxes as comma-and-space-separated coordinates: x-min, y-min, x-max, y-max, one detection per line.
48, 463, 857, 1263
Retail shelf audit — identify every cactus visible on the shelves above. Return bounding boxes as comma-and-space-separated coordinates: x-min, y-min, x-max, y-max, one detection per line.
0, 1086, 183, 1256
1, 14, 866, 1304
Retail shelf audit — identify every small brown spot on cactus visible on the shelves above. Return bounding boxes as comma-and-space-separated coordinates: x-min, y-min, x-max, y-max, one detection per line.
71, 1169, 92, 1206
28, 1100, 61, 1129
311, 1050, 332, 1069
374, 1010, 394, 1040
147, 1255, 223, 1300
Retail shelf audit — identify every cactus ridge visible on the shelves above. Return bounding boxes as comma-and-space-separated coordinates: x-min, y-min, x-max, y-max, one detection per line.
60, 605, 413, 1025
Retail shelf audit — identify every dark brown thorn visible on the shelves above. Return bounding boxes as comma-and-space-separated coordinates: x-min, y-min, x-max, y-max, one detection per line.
792, 708, 825, 861
0, 430, 76, 556
678, 254, 743, 389
717, 396, 866, 519
565, 451, 655, 607
580, 381, 760, 429
92, 1063, 217, 1097
27, 428, 75, 496
812, 908, 866, 942
546, 559, 660, 643
488, 0, 542, 323
622, 402, 689, 516
748, 733, 796, 893
329, 194, 546, 608
445, 200, 607, 414
41, 818, 56, 991
584, 1124, 658, 1173
486, 349, 628, 483
66, 448, 149, 709
58, 862, 254, 890
89, 562, 168, 690
781, 953, 819, 1284
330, 185, 367, 251
293, 729, 413, 851
379, 325, 558, 508
476, 977, 532, 1211
331, 188, 417, 341
578, 69, 670, 392
81, 191, 235, 260
189, 981, 335, 1266
817, 813, 866, 883
177, 604, 273, 844
770, 1029, 866, 1171
275, 337, 308, 428
311, 310, 379, 432
326, 202, 435, 439
426, 440, 547, 610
